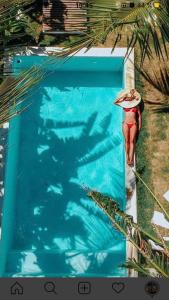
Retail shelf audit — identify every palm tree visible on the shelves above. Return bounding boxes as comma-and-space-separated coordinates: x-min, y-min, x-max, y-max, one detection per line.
0, 67, 44, 126
0, 0, 35, 52
0, 0, 45, 126
87, 170, 169, 277
136, 62, 169, 98
56, 0, 169, 103
61, 0, 169, 62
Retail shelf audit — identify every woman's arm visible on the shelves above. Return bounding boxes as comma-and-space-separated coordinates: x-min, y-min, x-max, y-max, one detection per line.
114, 97, 123, 104
114, 94, 127, 105
137, 107, 142, 131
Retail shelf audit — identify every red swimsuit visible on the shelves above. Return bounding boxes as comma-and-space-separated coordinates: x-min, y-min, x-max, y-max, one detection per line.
123, 107, 138, 128
123, 107, 138, 113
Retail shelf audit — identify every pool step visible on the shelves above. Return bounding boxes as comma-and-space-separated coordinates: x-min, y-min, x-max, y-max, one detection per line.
5, 249, 126, 277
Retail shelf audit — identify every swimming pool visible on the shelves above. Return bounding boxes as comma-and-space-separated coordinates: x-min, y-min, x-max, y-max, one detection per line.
0, 51, 126, 277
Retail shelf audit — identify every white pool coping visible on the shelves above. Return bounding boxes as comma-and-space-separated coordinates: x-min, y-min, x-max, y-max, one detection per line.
20, 46, 132, 58
123, 50, 138, 277
2, 47, 137, 277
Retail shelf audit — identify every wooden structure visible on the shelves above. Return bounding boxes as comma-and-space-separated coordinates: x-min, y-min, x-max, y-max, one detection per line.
43, 0, 87, 34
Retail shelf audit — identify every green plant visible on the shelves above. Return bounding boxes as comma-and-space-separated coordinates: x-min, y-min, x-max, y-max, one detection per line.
24, 15, 42, 43
0, 0, 35, 49
0, 0, 47, 127
39, 35, 57, 46
0, 66, 44, 126
135, 64, 169, 97
61, 0, 169, 63
88, 189, 169, 277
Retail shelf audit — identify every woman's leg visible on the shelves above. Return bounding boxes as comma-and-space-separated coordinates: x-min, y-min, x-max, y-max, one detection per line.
129, 124, 137, 165
122, 122, 130, 163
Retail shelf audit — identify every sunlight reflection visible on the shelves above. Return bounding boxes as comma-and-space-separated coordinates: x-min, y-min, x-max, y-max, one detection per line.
37, 145, 49, 155
53, 237, 72, 250
50, 127, 83, 141
66, 253, 91, 274
33, 206, 44, 216
21, 252, 42, 274
47, 184, 63, 195
65, 201, 123, 251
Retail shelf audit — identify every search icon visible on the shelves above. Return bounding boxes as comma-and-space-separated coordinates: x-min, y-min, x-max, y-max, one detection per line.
44, 281, 57, 294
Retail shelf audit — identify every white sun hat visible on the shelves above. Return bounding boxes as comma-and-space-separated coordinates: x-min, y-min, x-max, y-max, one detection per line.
114, 89, 141, 108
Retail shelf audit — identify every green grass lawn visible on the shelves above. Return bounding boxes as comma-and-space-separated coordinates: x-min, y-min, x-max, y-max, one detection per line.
135, 67, 156, 237
135, 65, 169, 237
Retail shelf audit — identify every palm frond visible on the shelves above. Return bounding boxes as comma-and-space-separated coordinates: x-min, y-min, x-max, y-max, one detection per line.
0, 66, 44, 126
87, 190, 169, 277
153, 225, 169, 258
0, 0, 36, 48
61, 0, 169, 63
136, 63, 169, 97
125, 258, 152, 277
0, 1, 35, 26
133, 169, 169, 220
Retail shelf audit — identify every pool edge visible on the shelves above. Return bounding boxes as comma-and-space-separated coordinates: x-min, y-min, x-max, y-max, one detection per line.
124, 50, 138, 277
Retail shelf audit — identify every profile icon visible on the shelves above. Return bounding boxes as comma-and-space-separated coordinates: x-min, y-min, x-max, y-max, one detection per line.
145, 281, 160, 297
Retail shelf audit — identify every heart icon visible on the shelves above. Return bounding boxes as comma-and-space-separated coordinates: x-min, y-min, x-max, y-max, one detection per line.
112, 282, 125, 293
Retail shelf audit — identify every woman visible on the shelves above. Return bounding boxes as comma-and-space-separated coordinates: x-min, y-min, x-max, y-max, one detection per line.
114, 89, 142, 166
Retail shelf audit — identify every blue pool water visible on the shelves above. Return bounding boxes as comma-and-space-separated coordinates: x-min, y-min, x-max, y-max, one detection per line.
0, 56, 126, 277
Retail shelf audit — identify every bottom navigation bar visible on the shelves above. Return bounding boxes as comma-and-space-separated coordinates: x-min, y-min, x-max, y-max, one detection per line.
0, 278, 167, 299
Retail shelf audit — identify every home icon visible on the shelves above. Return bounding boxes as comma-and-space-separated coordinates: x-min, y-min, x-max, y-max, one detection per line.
10, 282, 24, 295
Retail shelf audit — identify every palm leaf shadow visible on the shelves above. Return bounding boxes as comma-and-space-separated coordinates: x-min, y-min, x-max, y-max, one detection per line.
136, 63, 169, 97
8, 91, 125, 276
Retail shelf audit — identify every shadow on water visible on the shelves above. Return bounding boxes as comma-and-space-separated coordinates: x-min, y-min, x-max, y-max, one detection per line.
7, 71, 126, 276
